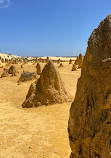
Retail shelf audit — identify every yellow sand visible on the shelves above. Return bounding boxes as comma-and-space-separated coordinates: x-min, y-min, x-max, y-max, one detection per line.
0, 53, 20, 59
0, 61, 81, 158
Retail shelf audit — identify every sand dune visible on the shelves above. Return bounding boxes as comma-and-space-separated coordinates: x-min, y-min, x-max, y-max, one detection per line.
0, 53, 20, 59
0, 53, 77, 62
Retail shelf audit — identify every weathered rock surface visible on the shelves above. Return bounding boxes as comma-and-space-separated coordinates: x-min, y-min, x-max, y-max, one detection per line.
18, 71, 37, 83
1, 71, 8, 78
69, 59, 72, 64
58, 63, 63, 68
46, 57, 49, 63
36, 63, 41, 75
68, 14, 111, 158
22, 60, 71, 108
8, 65, 17, 76
72, 64, 77, 71
78, 54, 83, 68
75, 57, 79, 65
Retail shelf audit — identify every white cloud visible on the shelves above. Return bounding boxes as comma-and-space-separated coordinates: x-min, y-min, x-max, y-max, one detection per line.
0, 5, 8, 8
0, 0, 11, 8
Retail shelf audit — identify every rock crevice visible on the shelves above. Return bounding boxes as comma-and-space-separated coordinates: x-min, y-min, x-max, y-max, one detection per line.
68, 14, 111, 158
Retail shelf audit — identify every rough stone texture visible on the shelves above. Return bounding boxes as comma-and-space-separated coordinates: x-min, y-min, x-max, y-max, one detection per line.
1, 71, 8, 78
36, 57, 38, 62
22, 60, 71, 108
36, 63, 41, 75
8, 65, 17, 76
72, 64, 77, 71
75, 57, 79, 65
39, 58, 42, 62
68, 14, 111, 158
58, 63, 63, 68
78, 54, 83, 68
18, 71, 37, 83
1, 58, 5, 63
3, 68, 9, 72
46, 57, 49, 63
69, 59, 72, 64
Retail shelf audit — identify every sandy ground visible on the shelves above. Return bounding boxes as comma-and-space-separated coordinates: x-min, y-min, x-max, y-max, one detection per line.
40, 56, 77, 61
0, 53, 77, 61
0, 61, 81, 158
0, 53, 20, 60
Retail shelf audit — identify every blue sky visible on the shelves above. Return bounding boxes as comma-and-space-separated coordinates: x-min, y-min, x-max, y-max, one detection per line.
0, 0, 111, 57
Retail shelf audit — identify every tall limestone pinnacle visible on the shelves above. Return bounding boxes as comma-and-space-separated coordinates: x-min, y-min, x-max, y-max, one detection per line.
22, 60, 71, 108
68, 14, 111, 158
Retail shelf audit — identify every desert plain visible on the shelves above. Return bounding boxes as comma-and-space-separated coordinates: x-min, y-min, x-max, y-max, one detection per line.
0, 59, 80, 158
